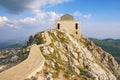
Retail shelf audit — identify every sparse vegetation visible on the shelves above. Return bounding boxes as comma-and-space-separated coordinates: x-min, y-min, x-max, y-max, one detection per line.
0, 30, 119, 80
34, 33, 45, 44
52, 71, 59, 78
77, 66, 87, 75
27, 32, 46, 46
28, 35, 34, 45
64, 69, 73, 78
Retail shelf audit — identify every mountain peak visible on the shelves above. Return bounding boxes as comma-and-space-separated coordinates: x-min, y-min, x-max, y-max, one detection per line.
26, 29, 120, 80
0, 29, 120, 80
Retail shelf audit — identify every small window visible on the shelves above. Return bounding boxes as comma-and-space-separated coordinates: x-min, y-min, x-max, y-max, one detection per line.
75, 23, 78, 29
76, 31, 78, 34
57, 23, 60, 29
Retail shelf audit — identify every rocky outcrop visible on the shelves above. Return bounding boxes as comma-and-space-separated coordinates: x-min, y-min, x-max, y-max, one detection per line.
0, 29, 120, 80
81, 36, 120, 79
10, 55, 18, 63
31, 29, 119, 80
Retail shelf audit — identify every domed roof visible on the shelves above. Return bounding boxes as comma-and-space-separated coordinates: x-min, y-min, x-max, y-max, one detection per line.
61, 14, 73, 21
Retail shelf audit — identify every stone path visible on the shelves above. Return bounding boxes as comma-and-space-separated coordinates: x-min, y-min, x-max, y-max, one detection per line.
0, 31, 51, 80
38, 31, 51, 47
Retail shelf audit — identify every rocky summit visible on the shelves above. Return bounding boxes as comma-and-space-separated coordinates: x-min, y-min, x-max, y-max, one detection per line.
27, 29, 120, 80
0, 29, 120, 80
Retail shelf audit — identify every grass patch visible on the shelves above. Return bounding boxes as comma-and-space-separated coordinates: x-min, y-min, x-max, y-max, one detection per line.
64, 69, 73, 78
49, 32, 59, 42
59, 37, 70, 44
52, 71, 59, 78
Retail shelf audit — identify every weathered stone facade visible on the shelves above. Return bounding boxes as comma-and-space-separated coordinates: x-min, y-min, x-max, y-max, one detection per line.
55, 14, 81, 39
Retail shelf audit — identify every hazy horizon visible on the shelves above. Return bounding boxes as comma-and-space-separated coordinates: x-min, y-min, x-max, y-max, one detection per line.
0, 0, 120, 41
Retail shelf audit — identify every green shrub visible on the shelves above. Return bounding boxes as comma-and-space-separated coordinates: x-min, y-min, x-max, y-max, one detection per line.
64, 69, 73, 78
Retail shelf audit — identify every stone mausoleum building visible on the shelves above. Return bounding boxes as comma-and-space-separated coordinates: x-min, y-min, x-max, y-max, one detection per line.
55, 14, 81, 39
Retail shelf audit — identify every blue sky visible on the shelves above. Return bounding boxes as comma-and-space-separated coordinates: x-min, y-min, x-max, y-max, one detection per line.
0, 0, 120, 41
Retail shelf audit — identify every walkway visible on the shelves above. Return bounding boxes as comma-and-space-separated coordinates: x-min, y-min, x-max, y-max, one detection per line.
0, 31, 51, 80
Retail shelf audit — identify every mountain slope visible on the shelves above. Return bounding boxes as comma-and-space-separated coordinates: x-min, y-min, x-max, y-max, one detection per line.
27, 29, 120, 80
89, 38, 120, 57
0, 29, 119, 80
0, 41, 26, 49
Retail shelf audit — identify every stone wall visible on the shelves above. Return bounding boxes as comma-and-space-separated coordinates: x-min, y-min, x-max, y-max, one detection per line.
55, 20, 81, 39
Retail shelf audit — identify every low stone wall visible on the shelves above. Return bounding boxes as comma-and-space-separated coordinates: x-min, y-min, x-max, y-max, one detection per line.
0, 31, 51, 80
0, 44, 45, 80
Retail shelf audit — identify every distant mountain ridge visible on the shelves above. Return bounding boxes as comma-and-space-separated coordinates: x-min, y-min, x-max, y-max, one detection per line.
103, 38, 120, 47
89, 38, 120, 57
0, 40, 26, 49
1, 38, 120, 57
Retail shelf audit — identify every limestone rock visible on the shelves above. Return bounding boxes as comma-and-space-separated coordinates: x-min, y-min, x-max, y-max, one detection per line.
10, 29, 119, 80
10, 55, 18, 63
37, 76, 45, 80
37, 30, 119, 80
70, 50, 78, 59
59, 52, 68, 62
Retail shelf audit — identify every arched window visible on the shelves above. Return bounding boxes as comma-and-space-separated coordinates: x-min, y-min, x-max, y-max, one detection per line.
57, 23, 60, 29
75, 23, 78, 29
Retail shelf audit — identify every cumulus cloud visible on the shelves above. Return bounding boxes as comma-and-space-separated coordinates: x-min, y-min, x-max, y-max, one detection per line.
20, 17, 37, 24
0, 0, 65, 31
0, 0, 93, 40
0, 0, 69, 14
0, 16, 19, 29
73, 11, 92, 19
19, 11, 61, 26
0, 11, 61, 30
0, 16, 8, 26
0, 0, 70, 41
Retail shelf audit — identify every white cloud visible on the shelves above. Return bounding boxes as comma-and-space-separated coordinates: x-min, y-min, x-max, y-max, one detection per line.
20, 11, 62, 26
73, 11, 92, 19
0, 0, 69, 29
0, 11, 61, 30
0, 16, 8, 26
28, 0, 70, 9
45, 11, 62, 26
24, 0, 65, 27
20, 17, 37, 24
0, 0, 71, 41
0, 16, 19, 29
